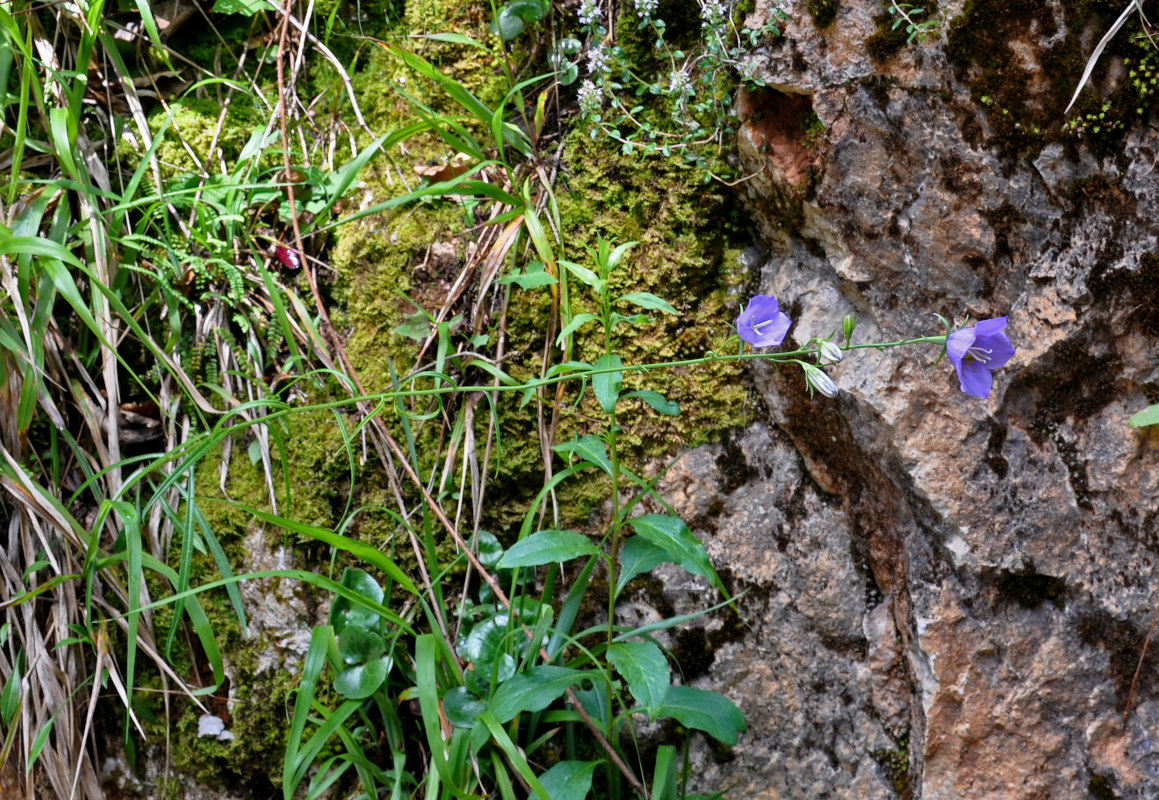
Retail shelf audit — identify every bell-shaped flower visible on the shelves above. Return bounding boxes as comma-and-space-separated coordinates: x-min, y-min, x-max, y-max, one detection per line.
946, 317, 1015, 398
737, 295, 792, 348
818, 340, 843, 364
802, 363, 839, 398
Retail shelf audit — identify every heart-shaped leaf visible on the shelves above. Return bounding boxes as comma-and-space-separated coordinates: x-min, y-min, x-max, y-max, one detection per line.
443, 687, 487, 728
329, 568, 384, 634
338, 624, 385, 665
334, 656, 391, 700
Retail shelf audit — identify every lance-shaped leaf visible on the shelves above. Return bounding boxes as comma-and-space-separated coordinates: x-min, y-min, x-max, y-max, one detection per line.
592, 354, 622, 413
489, 665, 587, 722
497, 530, 598, 568
539, 760, 600, 800
656, 685, 745, 746
608, 641, 669, 717
627, 515, 713, 579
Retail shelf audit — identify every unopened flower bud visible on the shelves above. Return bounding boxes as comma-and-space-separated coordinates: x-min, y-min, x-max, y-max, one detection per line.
803, 363, 839, 398
842, 313, 857, 344
818, 340, 843, 364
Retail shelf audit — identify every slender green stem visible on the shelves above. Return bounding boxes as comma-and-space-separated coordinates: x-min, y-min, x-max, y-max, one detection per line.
605, 407, 621, 746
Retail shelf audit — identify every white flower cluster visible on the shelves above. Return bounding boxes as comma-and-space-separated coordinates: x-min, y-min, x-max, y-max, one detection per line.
586, 45, 610, 75
633, 0, 659, 19
700, 0, 727, 28
577, 79, 604, 115
668, 69, 692, 97
578, 0, 601, 27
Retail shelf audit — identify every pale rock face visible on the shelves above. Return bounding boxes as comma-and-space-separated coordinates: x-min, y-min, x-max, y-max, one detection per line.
644, 0, 1159, 796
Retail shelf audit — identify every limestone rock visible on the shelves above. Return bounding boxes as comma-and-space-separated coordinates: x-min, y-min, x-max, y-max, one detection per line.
698, 0, 1159, 795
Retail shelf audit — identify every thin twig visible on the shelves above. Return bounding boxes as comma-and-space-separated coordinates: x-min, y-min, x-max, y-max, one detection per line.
1123, 594, 1159, 727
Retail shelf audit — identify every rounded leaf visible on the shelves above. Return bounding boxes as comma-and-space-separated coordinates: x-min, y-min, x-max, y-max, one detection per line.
334, 656, 391, 699
476, 531, 504, 568
458, 613, 510, 664
329, 568, 384, 634
443, 687, 487, 728
338, 624, 385, 665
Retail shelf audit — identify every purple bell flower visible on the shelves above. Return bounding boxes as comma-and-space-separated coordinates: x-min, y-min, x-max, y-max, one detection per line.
946, 317, 1016, 398
737, 295, 792, 348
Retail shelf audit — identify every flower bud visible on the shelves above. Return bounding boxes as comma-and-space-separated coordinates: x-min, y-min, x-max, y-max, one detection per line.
842, 313, 857, 343
818, 340, 843, 364
803, 363, 839, 398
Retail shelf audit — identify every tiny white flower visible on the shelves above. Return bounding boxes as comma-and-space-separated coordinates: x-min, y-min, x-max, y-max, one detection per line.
586, 45, 610, 75
577, 79, 603, 114
578, 0, 601, 26
634, 0, 659, 18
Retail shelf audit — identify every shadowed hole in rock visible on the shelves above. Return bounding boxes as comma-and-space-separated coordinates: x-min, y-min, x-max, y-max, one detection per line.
736, 87, 818, 186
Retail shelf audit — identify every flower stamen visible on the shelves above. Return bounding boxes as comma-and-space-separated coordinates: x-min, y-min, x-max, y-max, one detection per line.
967, 345, 993, 364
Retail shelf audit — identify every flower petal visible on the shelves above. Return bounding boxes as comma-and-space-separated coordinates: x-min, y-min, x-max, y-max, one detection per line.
958, 359, 994, 398
973, 316, 1008, 338
737, 295, 791, 347
975, 332, 1015, 369
945, 327, 976, 367
751, 311, 792, 347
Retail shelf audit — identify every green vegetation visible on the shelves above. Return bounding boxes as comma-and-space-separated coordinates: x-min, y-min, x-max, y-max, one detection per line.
0, 0, 1054, 795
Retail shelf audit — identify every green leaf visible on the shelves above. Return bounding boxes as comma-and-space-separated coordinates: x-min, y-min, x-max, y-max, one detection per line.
608, 641, 669, 717
1129, 403, 1159, 428
539, 760, 600, 800
656, 685, 744, 746
556, 313, 598, 347
628, 515, 713, 579
476, 530, 505, 568
623, 389, 679, 416
333, 656, 391, 699
394, 311, 432, 341
559, 259, 602, 290
28, 719, 52, 773
443, 686, 487, 728
459, 613, 511, 666
553, 435, 613, 475
0, 653, 20, 725
610, 311, 649, 331
419, 32, 486, 47
592, 354, 622, 413
489, 666, 586, 722
211, 0, 273, 13
497, 530, 598, 568
338, 624, 385, 664
497, 261, 558, 289
650, 745, 679, 800
328, 569, 384, 633
492, 0, 548, 39
617, 291, 677, 314
616, 536, 669, 597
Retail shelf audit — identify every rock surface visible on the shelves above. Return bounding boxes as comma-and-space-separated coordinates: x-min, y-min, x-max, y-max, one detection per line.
646, 0, 1159, 796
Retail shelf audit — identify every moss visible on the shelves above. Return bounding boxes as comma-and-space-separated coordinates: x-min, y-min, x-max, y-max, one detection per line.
945, 0, 1159, 158
808, 0, 840, 28
148, 97, 265, 177
473, 129, 752, 536
873, 733, 911, 798
865, 10, 909, 62
169, 640, 300, 794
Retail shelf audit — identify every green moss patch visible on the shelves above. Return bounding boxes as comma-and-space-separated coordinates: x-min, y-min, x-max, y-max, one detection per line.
946, 0, 1159, 157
